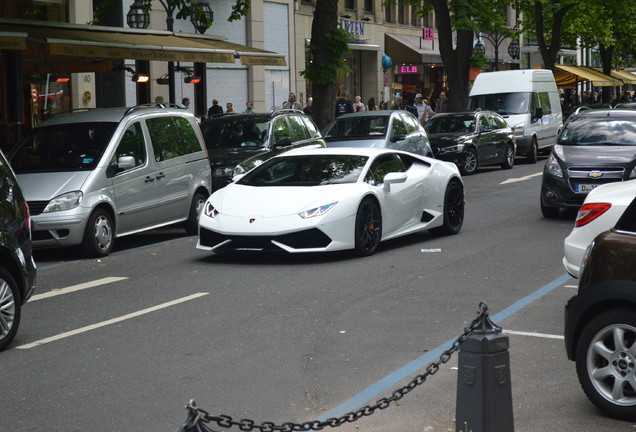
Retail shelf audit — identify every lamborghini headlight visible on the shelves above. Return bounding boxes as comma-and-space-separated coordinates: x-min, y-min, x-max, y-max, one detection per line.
298, 202, 337, 219
203, 201, 219, 218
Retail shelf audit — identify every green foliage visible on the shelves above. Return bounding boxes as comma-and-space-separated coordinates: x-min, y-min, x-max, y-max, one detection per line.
300, 28, 352, 85
469, 51, 486, 68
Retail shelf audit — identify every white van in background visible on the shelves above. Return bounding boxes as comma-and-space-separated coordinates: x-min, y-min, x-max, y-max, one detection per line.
467, 69, 563, 163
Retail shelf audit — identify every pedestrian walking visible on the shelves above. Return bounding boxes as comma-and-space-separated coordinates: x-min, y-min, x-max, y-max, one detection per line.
335, 91, 353, 117
303, 97, 313, 116
367, 97, 376, 111
242, 101, 255, 113
208, 98, 223, 117
353, 95, 366, 112
282, 93, 302, 110
435, 91, 447, 113
390, 96, 406, 110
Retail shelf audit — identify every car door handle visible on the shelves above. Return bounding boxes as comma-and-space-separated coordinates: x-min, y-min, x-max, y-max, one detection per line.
156, 172, 166, 180
144, 176, 155, 183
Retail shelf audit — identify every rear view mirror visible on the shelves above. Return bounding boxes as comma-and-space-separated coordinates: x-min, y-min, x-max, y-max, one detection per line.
391, 134, 406, 142
532, 107, 544, 122
274, 136, 292, 148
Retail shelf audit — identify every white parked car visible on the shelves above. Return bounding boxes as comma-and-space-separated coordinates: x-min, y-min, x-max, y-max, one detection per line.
563, 179, 636, 278
197, 147, 464, 256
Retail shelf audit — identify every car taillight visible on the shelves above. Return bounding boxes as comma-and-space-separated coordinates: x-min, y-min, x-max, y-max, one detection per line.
23, 201, 31, 230
574, 203, 611, 227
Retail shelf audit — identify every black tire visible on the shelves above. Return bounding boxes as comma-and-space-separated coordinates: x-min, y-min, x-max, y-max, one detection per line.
575, 309, 636, 421
354, 198, 382, 256
430, 180, 464, 235
0, 267, 21, 351
526, 137, 538, 164
540, 196, 560, 218
460, 148, 478, 175
81, 208, 114, 257
500, 142, 515, 169
184, 192, 207, 236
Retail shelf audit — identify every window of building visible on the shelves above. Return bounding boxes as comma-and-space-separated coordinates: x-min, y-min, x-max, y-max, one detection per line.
1, 0, 68, 21
364, 0, 373, 13
345, 0, 355, 10
385, 3, 394, 23
398, 3, 406, 24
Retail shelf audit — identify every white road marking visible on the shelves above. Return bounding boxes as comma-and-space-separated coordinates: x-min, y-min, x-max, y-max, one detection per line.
505, 329, 564, 340
29, 277, 129, 302
16, 292, 209, 349
500, 172, 543, 185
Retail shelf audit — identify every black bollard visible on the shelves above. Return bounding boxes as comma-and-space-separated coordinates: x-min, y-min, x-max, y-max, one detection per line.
455, 304, 514, 432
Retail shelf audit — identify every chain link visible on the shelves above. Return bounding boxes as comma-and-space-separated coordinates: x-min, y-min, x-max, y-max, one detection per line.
178, 302, 491, 432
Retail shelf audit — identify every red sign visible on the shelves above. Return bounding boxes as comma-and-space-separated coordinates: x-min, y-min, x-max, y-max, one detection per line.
423, 28, 434, 40
399, 65, 419, 74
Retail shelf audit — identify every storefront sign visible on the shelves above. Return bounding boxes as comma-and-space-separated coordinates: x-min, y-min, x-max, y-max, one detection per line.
399, 65, 419, 74
340, 19, 366, 42
423, 28, 434, 40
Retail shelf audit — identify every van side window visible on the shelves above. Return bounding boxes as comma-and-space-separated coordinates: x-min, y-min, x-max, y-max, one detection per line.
539, 92, 552, 115
173, 117, 201, 154
115, 122, 146, 168
147, 117, 182, 161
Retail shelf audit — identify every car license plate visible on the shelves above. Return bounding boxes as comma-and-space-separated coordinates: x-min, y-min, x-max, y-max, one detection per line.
574, 183, 600, 193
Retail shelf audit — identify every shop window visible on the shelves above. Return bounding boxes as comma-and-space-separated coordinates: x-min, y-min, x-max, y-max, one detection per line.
1, 0, 68, 21
385, 3, 394, 23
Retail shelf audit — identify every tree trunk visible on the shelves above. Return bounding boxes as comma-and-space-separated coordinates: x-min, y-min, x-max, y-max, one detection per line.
431, 0, 473, 112
600, 44, 615, 104
308, 0, 340, 130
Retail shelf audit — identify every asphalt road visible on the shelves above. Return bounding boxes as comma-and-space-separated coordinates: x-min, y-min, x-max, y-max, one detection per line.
2, 156, 633, 432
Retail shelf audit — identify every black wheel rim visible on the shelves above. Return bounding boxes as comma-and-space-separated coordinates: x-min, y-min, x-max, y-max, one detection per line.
358, 201, 381, 253
446, 184, 464, 230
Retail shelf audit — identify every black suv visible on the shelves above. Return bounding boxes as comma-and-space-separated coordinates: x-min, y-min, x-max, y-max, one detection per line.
200, 110, 326, 191
541, 108, 636, 218
0, 150, 37, 351
564, 195, 636, 420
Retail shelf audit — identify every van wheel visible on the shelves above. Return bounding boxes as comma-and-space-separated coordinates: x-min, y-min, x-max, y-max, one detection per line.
184, 192, 207, 235
0, 268, 20, 351
82, 209, 114, 257
526, 137, 538, 164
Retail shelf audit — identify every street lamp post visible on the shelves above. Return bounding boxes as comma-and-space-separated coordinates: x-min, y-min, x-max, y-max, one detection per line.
127, 0, 213, 105
473, 31, 519, 71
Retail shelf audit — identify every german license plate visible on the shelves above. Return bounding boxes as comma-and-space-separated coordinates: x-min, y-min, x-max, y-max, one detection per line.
574, 183, 600, 193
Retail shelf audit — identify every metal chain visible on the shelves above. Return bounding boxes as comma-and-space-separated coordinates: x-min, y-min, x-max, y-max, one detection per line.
178, 302, 491, 432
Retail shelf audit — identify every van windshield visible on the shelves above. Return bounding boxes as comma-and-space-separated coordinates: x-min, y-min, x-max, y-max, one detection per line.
467, 92, 531, 116
10, 123, 117, 173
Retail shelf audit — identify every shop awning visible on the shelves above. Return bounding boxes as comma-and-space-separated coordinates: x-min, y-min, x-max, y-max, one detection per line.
0, 18, 286, 72
385, 33, 442, 64
554, 65, 623, 87
348, 42, 381, 51
179, 34, 286, 66
601, 68, 636, 84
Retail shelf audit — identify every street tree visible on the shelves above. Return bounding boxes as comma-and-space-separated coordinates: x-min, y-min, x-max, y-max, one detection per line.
399, 0, 516, 112
566, 0, 636, 102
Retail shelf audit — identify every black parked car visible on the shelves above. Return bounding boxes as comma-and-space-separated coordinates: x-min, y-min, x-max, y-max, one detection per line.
564, 194, 636, 420
541, 108, 636, 218
424, 111, 516, 175
0, 150, 37, 351
200, 110, 325, 191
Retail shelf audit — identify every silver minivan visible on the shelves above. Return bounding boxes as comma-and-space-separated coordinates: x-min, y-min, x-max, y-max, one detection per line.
9, 105, 211, 257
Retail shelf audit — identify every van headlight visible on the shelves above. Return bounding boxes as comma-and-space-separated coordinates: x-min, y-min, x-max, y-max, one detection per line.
513, 123, 524, 136
546, 154, 563, 178
44, 191, 83, 212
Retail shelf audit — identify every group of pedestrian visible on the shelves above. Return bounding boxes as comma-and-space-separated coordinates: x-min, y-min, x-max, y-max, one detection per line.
206, 99, 256, 117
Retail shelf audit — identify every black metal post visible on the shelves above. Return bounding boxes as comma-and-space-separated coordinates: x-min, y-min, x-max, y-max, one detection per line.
135, 60, 151, 104
455, 304, 514, 432
194, 62, 207, 119
165, 3, 176, 105
3, 50, 23, 146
